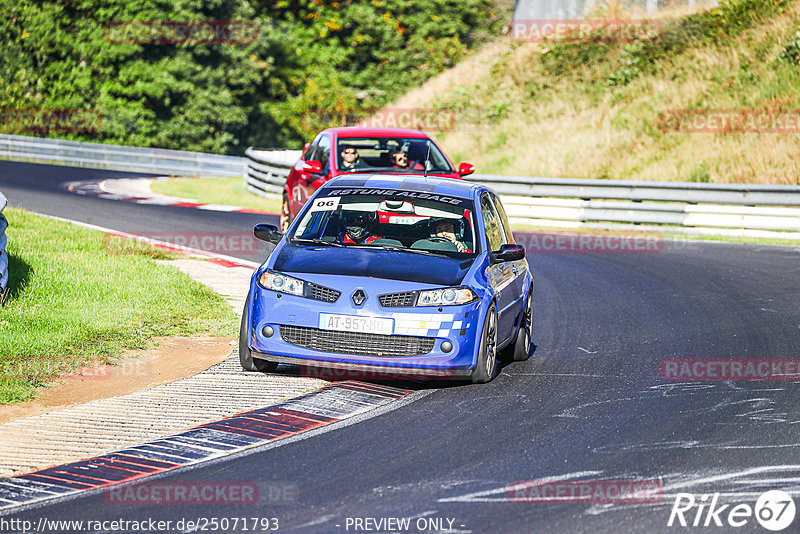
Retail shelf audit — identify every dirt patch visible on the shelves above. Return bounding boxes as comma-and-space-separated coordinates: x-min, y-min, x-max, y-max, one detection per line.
0, 336, 235, 424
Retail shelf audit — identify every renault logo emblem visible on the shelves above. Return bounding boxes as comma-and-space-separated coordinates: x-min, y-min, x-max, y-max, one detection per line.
352, 289, 366, 306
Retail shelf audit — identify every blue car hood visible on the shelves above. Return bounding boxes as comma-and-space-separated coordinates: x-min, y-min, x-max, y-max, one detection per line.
273, 244, 473, 286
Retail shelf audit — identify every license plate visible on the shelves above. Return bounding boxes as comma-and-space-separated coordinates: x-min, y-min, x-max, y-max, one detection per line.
318, 314, 394, 335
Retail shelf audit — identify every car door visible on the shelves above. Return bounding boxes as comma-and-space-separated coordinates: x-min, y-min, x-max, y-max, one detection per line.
480, 193, 516, 344
291, 134, 321, 215
491, 192, 527, 310
301, 134, 332, 206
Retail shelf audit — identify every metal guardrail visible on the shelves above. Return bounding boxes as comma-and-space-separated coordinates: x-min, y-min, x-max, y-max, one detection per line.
0, 191, 9, 292
244, 148, 298, 196
244, 149, 800, 237
0, 134, 244, 177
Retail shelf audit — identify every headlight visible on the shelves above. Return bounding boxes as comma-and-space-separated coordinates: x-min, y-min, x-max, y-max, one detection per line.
417, 287, 477, 306
258, 271, 304, 296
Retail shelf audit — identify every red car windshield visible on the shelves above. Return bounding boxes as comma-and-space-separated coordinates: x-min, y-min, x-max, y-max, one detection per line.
336, 137, 453, 174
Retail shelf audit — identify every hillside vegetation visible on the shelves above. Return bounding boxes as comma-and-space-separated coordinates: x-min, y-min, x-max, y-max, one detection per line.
391, 0, 800, 184
0, 0, 507, 154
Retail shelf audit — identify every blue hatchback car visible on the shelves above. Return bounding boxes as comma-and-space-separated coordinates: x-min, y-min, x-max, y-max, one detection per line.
240, 175, 533, 383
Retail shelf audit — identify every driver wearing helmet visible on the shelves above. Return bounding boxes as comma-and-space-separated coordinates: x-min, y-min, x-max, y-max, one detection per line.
340, 211, 380, 245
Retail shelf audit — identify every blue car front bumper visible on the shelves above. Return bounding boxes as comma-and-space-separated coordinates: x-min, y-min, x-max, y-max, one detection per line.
246, 273, 486, 377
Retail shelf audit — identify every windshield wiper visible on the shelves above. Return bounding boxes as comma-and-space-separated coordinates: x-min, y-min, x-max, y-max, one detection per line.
356, 245, 451, 258
340, 166, 451, 174
291, 238, 344, 247
338, 166, 391, 174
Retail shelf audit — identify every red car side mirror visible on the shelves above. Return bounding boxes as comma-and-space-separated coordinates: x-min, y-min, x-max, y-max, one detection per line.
458, 162, 475, 177
302, 160, 323, 174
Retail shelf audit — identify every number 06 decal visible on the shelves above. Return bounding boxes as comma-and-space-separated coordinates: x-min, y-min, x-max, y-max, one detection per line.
310, 196, 341, 212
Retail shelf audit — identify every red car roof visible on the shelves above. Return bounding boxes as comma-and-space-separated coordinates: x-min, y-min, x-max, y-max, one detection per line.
322, 127, 431, 139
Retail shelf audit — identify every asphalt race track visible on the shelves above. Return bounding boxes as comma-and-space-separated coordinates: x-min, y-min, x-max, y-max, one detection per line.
0, 160, 277, 265
3, 160, 800, 532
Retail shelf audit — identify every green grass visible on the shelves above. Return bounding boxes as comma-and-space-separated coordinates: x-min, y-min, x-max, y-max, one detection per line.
150, 176, 283, 213
0, 208, 237, 405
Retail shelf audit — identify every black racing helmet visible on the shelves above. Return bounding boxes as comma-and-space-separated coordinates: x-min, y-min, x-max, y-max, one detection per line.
343, 211, 374, 242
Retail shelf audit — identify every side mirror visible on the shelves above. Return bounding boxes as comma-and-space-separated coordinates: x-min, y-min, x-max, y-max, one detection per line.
302, 160, 323, 174
254, 223, 283, 244
491, 243, 525, 264
458, 162, 475, 177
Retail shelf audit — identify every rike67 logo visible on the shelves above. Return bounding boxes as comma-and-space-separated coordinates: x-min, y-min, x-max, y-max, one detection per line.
668, 490, 796, 531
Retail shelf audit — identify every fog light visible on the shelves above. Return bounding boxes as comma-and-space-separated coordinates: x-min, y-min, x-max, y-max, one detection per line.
441, 341, 453, 353
262, 325, 274, 338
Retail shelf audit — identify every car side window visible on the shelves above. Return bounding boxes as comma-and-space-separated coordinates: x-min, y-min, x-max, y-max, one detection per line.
481, 194, 505, 252
316, 135, 331, 173
490, 193, 514, 244
304, 135, 321, 161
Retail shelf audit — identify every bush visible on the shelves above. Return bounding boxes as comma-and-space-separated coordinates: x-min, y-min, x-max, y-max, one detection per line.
0, 0, 504, 153
779, 29, 800, 65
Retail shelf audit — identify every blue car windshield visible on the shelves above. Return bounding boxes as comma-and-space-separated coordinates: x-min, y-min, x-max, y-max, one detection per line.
336, 137, 453, 174
290, 191, 479, 257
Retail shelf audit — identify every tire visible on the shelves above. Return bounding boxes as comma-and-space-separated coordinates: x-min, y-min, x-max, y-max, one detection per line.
471, 304, 498, 384
279, 193, 291, 233
506, 287, 533, 362
239, 302, 278, 373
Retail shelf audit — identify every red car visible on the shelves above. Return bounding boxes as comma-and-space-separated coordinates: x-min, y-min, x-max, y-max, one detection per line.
280, 127, 475, 231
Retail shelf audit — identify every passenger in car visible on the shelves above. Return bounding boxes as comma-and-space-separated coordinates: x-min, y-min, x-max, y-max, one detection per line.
390, 149, 424, 170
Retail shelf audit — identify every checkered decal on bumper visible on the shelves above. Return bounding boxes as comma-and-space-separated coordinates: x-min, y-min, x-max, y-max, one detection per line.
391, 312, 475, 337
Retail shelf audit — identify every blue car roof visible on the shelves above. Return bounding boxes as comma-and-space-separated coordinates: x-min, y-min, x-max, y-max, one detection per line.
321, 174, 480, 199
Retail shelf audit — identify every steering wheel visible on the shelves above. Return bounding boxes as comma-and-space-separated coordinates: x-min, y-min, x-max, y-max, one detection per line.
428, 237, 451, 243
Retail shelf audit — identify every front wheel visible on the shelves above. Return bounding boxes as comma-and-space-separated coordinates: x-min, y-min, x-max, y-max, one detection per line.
279, 192, 291, 233
239, 302, 278, 373
471, 304, 498, 384
509, 288, 533, 362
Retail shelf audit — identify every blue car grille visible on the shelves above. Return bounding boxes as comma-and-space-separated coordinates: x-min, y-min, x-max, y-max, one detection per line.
378, 291, 416, 307
279, 325, 435, 357
307, 282, 340, 303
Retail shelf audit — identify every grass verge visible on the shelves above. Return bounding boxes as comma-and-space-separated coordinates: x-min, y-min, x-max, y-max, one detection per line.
150, 176, 283, 213
0, 208, 237, 405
